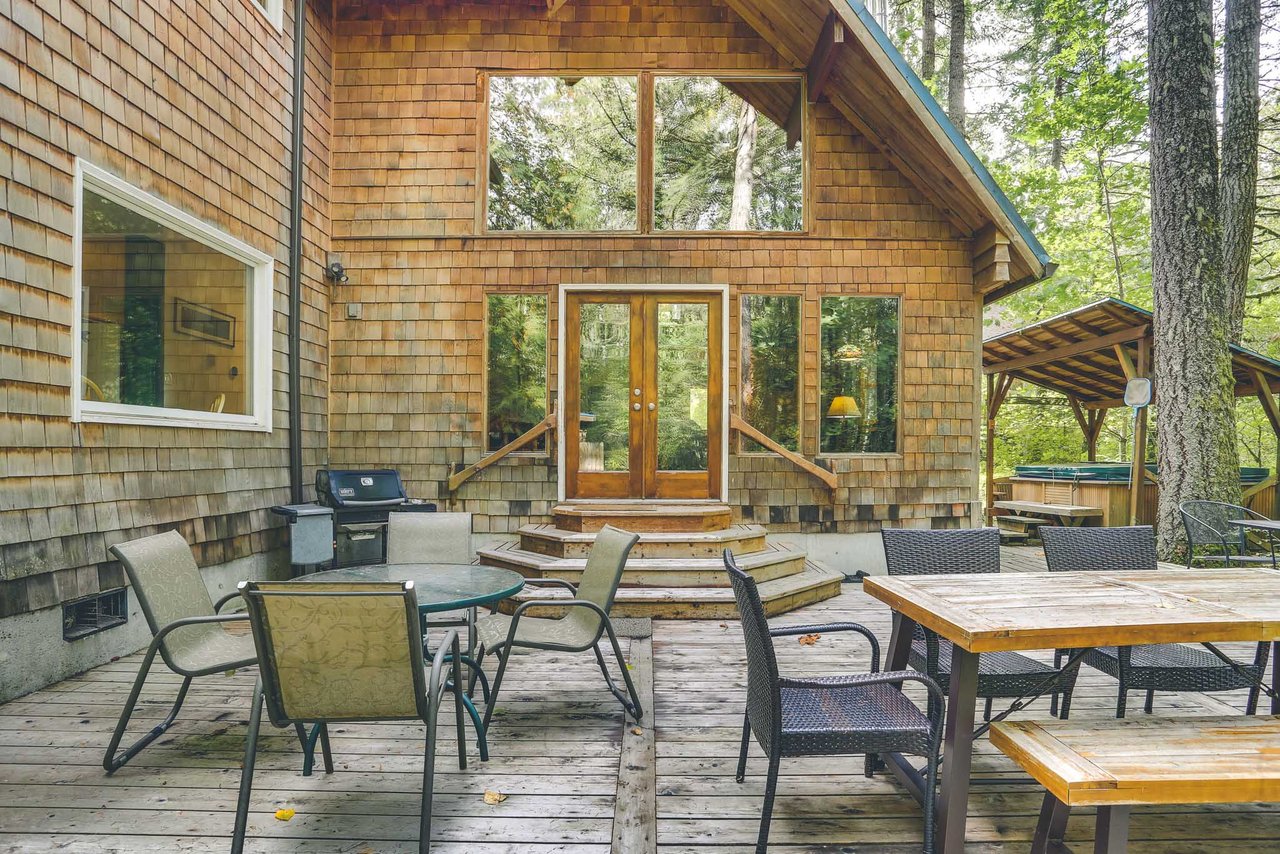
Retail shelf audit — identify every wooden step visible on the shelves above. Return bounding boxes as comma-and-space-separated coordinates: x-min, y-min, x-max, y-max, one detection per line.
496, 560, 844, 619
518, 523, 768, 559
994, 515, 1049, 528
477, 540, 807, 588
552, 502, 732, 533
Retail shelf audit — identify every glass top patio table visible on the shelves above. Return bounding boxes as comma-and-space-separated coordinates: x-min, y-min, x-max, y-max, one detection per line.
302, 563, 526, 613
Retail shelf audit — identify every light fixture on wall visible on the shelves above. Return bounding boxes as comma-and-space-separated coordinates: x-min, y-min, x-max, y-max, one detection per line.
325, 261, 349, 284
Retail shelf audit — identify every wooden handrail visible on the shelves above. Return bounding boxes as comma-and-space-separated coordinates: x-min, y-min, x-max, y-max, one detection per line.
1243, 474, 1276, 501
448, 412, 556, 492
730, 414, 838, 490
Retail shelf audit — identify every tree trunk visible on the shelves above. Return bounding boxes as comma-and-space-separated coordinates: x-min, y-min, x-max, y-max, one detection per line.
1149, 0, 1242, 559
1221, 0, 1261, 344
922, 0, 936, 83
729, 101, 757, 230
947, 0, 966, 135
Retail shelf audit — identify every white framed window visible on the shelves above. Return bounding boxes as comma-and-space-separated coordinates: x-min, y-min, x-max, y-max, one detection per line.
249, 0, 285, 31
71, 160, 274, 432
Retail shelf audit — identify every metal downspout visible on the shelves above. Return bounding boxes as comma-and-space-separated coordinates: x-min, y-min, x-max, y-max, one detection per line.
287, 0, 307, 503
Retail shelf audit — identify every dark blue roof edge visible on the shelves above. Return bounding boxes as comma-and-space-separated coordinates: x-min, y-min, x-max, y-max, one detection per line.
835, 0, 1052, 273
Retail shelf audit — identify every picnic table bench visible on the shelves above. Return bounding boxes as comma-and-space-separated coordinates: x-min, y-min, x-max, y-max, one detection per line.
990, 715, 1280, 853
994, 499, 1104, 528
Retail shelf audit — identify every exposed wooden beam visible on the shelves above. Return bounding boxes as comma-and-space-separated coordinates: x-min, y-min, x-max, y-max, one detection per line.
1252, 369, 1280, 438
1113, 344, 1137, 380
547, 0, 571, 16
984, 325, 1149, 375
807, 12, 845, 105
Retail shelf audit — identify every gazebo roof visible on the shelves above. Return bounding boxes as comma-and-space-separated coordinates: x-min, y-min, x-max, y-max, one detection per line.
983, 298, 1280, 409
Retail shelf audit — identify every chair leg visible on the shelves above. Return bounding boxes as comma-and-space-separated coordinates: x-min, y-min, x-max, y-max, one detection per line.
467, 645, 488, 701
597, 620, 644, 721
420, 712, 438, 854
1115, 674, 1127, 719
103, 637, 191, 774
1143, 689, 1155, 715
736, 712, 750, 783
1050, 651, 1063, 717
231, 681, 265, 854
451, 646, 468, 772
921, 748, 941, 854
983, 697, 993, 722
1247, 683, 1261, 715
481, 645, 511, 733
318, 723, 335, 774
755, 752, 782, 854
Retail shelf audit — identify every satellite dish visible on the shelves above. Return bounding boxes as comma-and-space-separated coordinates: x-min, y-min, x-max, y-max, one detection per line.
1124, 377, 1152, 408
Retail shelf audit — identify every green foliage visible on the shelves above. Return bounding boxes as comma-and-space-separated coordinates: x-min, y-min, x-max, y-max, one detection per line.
741, 294, 801, 452
486, 295, 548, 451
819, 297, 899, 454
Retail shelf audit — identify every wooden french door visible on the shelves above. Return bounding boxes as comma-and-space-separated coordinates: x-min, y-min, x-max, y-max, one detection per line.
565, 291, 723, 499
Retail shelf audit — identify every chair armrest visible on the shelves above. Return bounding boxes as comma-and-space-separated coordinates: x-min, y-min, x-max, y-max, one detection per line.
213, 591, 244, 613
498, 598, 610, 651
156, 612, 248, 641
522, 577, 578, 594
777, 670, 946, 726
769, 622, 881, 672
428, 628, 462, 704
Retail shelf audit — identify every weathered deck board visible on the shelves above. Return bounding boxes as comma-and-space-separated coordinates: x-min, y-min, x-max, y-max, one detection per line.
1, 546, 1277, 853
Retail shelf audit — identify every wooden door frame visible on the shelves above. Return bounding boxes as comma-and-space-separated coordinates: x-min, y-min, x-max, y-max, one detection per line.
557, 284, 730, 502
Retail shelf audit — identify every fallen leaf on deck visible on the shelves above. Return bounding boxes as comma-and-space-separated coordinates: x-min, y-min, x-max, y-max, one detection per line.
483, 789, 508, 805
718, 623, 728, 629
274, 808, 295, 821
797, 633, 821, 645
631, 727, 644, 735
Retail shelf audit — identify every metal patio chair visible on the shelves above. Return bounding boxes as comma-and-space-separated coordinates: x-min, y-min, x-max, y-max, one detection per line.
725, 550, 944, 854
387, 511, 479, 647
1180, 500, 1278, 568
880, 527, 1080, 721
232, 581, 467, 854
475, 525, 642, 728
1041, 524, 1267, 717
103, 530, 257, 773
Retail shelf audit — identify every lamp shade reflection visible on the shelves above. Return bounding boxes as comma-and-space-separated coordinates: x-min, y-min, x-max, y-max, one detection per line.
826, 395, 861, 419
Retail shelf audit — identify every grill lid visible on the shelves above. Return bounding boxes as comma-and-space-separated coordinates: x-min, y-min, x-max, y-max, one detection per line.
315, 469, 408, 508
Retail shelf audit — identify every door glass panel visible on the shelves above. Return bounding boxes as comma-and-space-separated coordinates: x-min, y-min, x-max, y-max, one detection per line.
656, 302, 709, 471
578, 303, 632, 472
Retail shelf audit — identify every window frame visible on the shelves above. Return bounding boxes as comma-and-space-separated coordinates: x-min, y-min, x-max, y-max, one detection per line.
816, 294, 903, 459
70, 159, 275, 433
483, 290, 552, 457
478, 70, 809, 237
737, 292, 803, 456
245, 0, 284, 31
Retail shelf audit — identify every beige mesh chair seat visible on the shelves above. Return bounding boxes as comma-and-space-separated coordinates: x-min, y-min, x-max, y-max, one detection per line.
103, 530, 257, 773
475, 525, 642, 729
387, 512, 476, 635
232, 581, 468, 854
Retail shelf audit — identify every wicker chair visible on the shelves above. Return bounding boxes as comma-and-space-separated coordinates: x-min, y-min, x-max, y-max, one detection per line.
1041, 524, 1267, 717
880, 528, 1080, 721
475, 525, 643, 727
1180, 500, 1278, 568
725, 550, 944, 854
103, 531, 257, 773
232, 581, 467, 854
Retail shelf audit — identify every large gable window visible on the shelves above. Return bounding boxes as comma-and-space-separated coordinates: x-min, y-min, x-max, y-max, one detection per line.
72, 162, 273, 431
486, 75, 639, 232
654, 76, 803, 231
820, 296, 899, 454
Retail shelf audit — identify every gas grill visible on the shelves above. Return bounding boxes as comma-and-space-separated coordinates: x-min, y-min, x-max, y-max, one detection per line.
315, 469, 436, 567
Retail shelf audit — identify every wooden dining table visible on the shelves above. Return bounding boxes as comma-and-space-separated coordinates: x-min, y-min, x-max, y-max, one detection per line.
862, 567, 1280, 854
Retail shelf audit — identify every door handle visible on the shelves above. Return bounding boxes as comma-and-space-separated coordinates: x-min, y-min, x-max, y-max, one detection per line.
633, 402, 641, 411
647, 402, 656, 411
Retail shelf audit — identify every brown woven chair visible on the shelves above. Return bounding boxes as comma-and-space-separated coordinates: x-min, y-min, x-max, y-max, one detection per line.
726, 550, 944, 854
1041, 524, 1267, 717
880, 527, 1080, 720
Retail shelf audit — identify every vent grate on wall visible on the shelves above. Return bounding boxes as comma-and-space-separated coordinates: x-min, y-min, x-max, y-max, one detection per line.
63, 588, 129, 641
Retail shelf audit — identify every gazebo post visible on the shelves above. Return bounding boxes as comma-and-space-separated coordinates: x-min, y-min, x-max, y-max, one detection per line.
985, 372, 1014, 524
1250, 369, 1280, 519
1127, 338, 1151, 525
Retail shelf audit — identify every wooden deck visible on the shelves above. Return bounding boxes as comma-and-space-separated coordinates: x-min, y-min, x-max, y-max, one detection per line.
1, 546, 1277, 852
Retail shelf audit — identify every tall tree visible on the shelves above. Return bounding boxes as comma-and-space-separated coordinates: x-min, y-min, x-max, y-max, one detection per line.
922, 0, 937, 83
729, 102, 758, 230
947, 0, 967, 133
1148, 0, 1242, 557
1221, 0, 1262, 344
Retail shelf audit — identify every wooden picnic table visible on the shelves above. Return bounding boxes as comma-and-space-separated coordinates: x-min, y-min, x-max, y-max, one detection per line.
862, 567, 1280, 854
993, 499, 1104, 527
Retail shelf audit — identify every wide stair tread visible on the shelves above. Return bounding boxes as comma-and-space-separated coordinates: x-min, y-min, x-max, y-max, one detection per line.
499, 561, 844, 619
518, 523, 767, 558
552, 502, 732, 532
477, 539, 807, 587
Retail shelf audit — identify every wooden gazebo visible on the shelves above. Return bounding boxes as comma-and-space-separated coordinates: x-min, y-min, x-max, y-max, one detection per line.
982, 298, 1280, 523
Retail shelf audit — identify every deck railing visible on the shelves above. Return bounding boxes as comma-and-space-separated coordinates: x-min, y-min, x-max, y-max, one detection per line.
447, 411, 556, 493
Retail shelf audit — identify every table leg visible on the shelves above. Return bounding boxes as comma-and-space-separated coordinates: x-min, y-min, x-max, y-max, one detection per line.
938, 646, 979, 854
1031, 792, 1070, 854
1094, 805, 1130, 854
